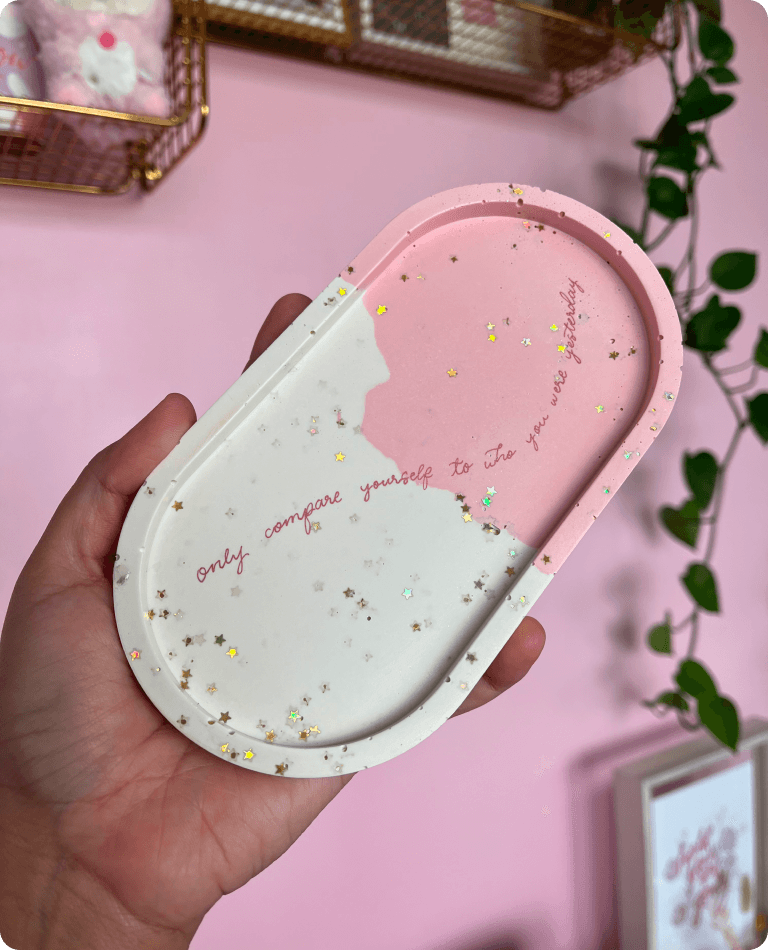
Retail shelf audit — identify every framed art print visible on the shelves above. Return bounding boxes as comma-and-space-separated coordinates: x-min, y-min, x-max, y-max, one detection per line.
614, 717, 768, 950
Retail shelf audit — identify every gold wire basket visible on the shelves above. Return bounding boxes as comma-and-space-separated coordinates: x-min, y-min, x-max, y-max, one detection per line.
206, 0, 676, 109
0, 0, 208, 195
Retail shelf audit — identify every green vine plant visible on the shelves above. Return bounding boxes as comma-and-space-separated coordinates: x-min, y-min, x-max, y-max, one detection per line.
612, 0, 768, 754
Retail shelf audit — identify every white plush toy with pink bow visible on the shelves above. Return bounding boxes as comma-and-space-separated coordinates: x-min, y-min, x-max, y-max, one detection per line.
18, 0, 172, 146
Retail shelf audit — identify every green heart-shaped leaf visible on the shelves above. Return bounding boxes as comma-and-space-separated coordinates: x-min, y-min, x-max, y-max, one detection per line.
654, 144, 699, 174
710, 251, 757, 290
675, 658, 717, 698
747, 392, 768, 444
698, 19, 734, 64
677, 76, 734, 123
753, 329, 768, 369
682, 562, 720, 612
684, 451, 718, 510
647, 618, 672, 654
684, 294, 741, 351
648, 176, 689, 220
706, 65, 738, 84
660, 499, 701, 547
698, 693, 740, 751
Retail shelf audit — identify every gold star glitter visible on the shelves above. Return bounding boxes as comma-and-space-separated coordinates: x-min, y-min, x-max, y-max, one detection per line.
550, 324, 558, 331
506, 567, 515, 576
265, 730, 276, 742
275, 763, 287, 775
358, 598, 368, 608
488, 335, 496, 342
180, 680, 189, 690
521, 338, 531, 346
463, 513, 473, 522
535, 224, 545, 231
312, 522, 321, 531
455, 494, 465, 502
596, 405, 604, 413
412, 623, 421, 631
144, 610, 155, 620
335, 452, 345, 462
486, 323, 495, 330
220, 711, 232, 723
172, 501, 183, 511
226, 648, 237, 658
557, 344, 566, 352
461, 504, 470, 513
629, 346, 637, 355
343, 588, 355, 598
401, 274, 408, 281
221, 743, 229, 753
309, 725, 321, 734
512, 187, 523, 195
609, 351, 619, 359
467, 653, 478, 665
447, 368, 457, 377
157, 590, 166, 599
450, 256, 458, 262
181, 669, 191, 678
299, 730, 310, 740
650, 425, 658, 431
243, 749, 254, 759
543, 555, 551, 564
604, 231, 611, 238
130, 650, 140, 660
376, 305, 387, 315
214, 635, 225, 645
338, 288, 347, 295
207, 684, 217, 693
347, 266, 354, 274
417, 274, 425, 280
159, 610, 169, 619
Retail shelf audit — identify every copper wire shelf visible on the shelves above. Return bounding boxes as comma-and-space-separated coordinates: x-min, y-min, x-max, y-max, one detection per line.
206, 0, 676, 109
0, 0, 208, 195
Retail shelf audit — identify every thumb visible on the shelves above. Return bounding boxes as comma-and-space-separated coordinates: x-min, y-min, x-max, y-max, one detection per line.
23, 393, 197, 595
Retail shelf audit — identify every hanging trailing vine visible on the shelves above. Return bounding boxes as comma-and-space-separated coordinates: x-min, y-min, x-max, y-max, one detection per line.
612, 0, 767, 753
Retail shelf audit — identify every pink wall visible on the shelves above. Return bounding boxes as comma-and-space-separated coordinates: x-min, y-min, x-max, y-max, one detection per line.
1, 0, 767, 945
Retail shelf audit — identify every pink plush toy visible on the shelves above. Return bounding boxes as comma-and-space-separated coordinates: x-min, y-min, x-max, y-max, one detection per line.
17, 0, 173, 148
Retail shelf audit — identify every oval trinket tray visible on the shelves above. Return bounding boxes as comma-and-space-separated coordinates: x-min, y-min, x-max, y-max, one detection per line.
114, 183, 683, 778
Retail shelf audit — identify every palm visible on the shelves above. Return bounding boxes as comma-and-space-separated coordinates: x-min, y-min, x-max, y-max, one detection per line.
1, 571, 354, 935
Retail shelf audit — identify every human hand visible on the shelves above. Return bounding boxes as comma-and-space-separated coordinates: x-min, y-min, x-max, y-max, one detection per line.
0, 293, 546, 950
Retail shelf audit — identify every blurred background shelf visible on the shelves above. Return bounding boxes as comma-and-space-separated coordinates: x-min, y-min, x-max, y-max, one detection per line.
205, 0, 677, 109
0, 0, 208, 195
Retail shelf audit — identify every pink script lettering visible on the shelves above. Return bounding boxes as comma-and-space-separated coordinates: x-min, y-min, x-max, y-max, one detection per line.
197, 545, 250, 583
